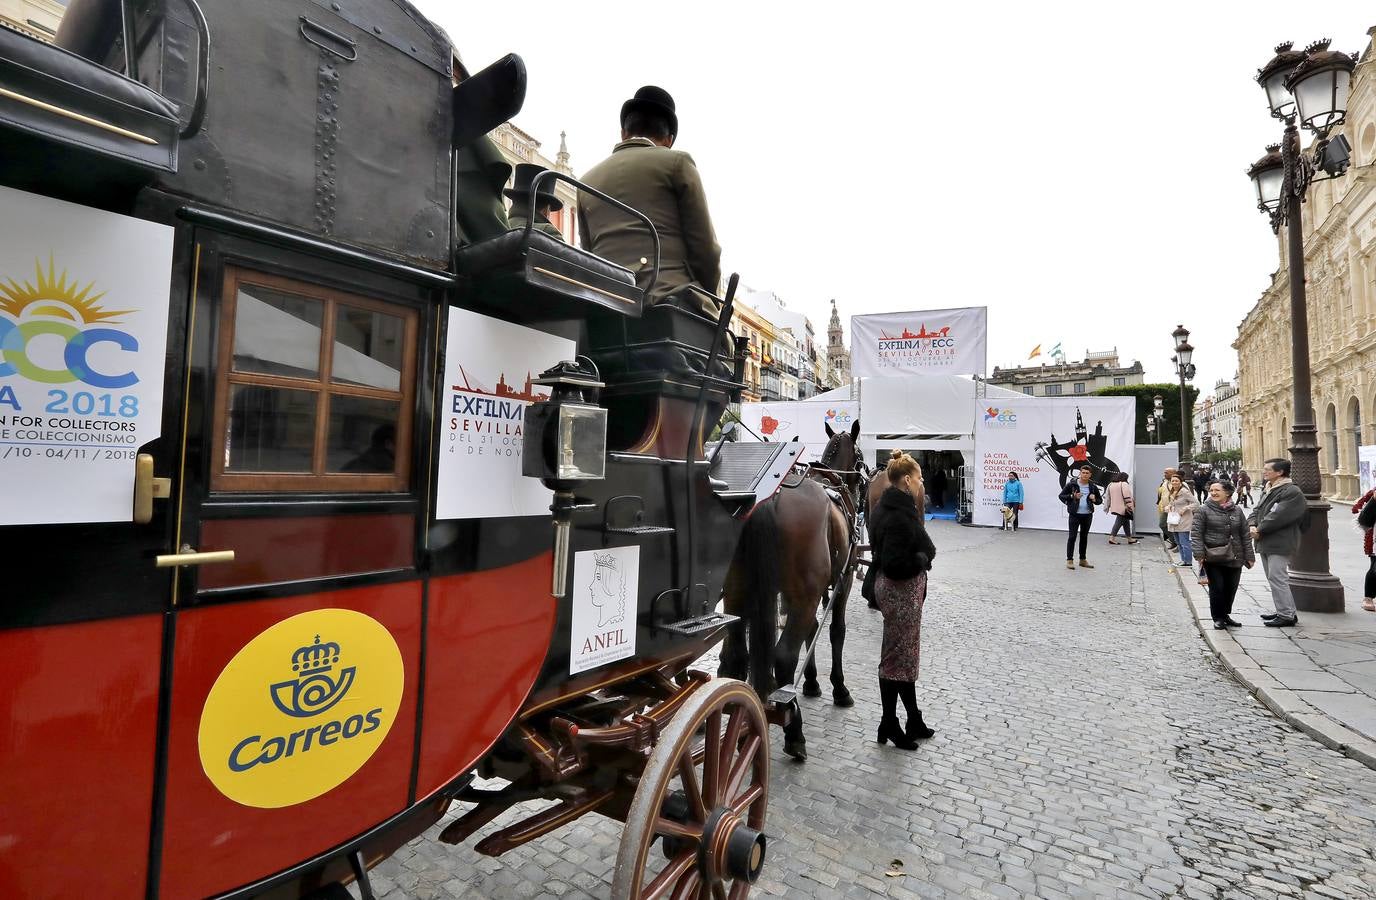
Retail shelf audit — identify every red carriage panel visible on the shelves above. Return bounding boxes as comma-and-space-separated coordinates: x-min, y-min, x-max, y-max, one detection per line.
416, 553, 557, 799
158, 584, 421, 899
0, 615, 162, 900
197, 514, 415, 590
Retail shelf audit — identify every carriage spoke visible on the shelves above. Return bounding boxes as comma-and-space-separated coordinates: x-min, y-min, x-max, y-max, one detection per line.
723, 734, 761, 803
717, 709, 744, 794
729, 783, 764, 816
669, 870, 700, 900
654, 817, 703, 841
702, 710, 722, 808
713, 882, 730, 900
677, 755, 707, 822
728, 881, 749, 900
643, 852, 696, 900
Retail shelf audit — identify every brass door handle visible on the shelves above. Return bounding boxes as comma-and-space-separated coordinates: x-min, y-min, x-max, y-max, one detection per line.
156, 545, 236, 568
133, 453, 172, 524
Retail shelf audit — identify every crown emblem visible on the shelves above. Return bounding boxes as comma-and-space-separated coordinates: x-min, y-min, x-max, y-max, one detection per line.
292, 635, 340, 676
271, 632, 356, 719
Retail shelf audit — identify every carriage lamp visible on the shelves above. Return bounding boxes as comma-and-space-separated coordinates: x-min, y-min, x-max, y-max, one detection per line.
524, 360, 607, 596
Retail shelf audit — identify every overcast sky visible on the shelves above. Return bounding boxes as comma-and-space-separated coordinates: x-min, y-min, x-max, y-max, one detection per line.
414, 1, 1373, 392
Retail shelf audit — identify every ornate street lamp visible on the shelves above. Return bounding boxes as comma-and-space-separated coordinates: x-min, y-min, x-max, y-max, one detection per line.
1243, 39, 1356, 612
1153, 394, 1165, 446
1171, 326, 1196, 461
1146, 417, 1156, 444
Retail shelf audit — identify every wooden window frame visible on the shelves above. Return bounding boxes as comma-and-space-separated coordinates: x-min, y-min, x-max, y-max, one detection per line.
211, 267, 418, 493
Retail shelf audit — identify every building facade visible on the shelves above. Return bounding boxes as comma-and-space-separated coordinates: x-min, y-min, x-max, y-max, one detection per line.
1201, 378, 1243, 455
988, 349, 1145, 397
1235, 28, 1376, 500
0, 0, 62, 41
491, 123, 579, 244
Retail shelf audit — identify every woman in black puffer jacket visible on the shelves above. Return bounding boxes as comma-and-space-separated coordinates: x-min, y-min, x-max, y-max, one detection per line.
1190, 479, 1255, 630
870, 450, 937, 751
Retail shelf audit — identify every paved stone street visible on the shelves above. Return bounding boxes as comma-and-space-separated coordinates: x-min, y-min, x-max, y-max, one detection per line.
367, 521, 1376, 899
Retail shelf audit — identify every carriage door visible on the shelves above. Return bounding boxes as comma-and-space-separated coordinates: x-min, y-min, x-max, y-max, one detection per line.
153, 239, 433, 898
0, 191, 188, 900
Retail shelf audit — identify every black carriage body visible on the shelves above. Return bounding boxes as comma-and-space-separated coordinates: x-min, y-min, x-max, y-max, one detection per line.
0, 2, 776, 897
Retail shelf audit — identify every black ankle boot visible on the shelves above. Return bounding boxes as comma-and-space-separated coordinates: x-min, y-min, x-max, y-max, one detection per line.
905, 710, 935, 741
877, 717, 918, 750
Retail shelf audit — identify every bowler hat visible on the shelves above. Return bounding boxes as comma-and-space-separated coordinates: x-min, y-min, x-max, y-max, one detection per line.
503, 163, 563, 211
620, 85, 677, 137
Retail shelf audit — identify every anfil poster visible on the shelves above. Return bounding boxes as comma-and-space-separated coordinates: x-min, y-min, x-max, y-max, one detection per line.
849, 306, 988, 378
1359, 444, 1376, 495
971, 397, 1136, 534
435, 308, 575, 519
0, 185, 174, 526
569, 545, 639, 674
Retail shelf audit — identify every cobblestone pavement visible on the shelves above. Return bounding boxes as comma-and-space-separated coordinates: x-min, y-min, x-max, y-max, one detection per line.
366, 521, 1376, 899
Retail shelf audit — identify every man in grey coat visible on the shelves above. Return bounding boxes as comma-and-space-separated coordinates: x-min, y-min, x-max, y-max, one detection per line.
1246, 457, 1309, 626
577, 86, 723, 317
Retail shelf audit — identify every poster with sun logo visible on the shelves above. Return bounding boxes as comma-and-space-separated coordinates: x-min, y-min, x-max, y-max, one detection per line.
0, 185, 174, 525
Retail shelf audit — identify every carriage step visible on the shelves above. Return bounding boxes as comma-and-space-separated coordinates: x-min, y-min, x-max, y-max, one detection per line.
660, 611, 738, 635
604, 524, 676, 535
767, 685, 797, 706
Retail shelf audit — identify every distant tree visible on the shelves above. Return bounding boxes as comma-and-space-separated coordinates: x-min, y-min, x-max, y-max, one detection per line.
1091, 383, 1200, 447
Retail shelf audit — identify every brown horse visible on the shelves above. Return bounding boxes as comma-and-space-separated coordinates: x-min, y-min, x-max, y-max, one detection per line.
720, 420, 861, 762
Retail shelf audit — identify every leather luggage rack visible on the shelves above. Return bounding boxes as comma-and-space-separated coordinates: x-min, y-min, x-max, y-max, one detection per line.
454, 228, 643, 320
0, 0, 209, 182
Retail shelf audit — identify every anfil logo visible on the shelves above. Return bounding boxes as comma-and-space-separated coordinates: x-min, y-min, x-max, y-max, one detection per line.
270, 634, 356, 718
984, 406, 1017, 426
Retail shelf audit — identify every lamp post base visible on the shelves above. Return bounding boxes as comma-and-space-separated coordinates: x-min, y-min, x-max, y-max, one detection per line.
1288, 500, 1345, 613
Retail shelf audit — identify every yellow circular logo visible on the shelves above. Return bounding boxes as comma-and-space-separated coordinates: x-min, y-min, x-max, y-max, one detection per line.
198, 609, 404, 809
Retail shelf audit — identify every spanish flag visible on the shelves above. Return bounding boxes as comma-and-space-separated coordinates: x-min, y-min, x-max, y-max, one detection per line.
1028, 344, 1041, 360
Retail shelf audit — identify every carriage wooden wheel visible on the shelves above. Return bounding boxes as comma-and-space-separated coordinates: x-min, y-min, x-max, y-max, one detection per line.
611, 678, 770, 900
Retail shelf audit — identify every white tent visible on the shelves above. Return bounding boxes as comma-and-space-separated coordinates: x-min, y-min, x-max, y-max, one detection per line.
860, 374, 1023, 455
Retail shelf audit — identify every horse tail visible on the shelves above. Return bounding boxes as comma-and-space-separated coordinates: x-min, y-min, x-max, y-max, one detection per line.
742, 495, 781, 697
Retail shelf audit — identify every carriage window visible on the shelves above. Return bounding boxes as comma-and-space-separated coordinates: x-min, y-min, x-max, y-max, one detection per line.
213, 268, 418, 492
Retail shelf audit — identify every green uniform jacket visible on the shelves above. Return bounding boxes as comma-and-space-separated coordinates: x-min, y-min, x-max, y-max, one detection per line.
577, 137, 722, 308
508, 205, 565, 241
454, 135, 511, 244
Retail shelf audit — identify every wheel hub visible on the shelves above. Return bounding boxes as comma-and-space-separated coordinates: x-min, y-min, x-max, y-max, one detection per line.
699, 806, 766, 884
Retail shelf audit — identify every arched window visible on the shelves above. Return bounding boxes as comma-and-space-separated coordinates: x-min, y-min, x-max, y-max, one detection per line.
1325, 403, 1339, 471
1351, 397, 1364, 466
1280, 417, 1288, 458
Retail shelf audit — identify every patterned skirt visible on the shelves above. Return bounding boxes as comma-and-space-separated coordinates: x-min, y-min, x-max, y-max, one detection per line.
875, 571, 927, 681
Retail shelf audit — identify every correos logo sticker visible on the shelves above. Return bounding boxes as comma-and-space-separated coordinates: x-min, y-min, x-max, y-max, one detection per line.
198, 609, 404, 809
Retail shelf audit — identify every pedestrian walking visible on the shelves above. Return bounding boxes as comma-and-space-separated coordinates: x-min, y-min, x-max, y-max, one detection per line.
871, 450, 937, 751
1353, 486, 1376, 612
1167, 475, 1199, 569
1247, 458, 1308, 627
1193, 469, 1210, 504
1158, 468, 1178, 550
1106, 473, 1139, 545
1237, 470, 1253, 508
1001, 472, 1024, 531
1059, 465, 1102, 570
1191, 480, 1255, 630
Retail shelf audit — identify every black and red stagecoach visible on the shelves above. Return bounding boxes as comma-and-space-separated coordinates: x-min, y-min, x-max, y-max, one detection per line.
0, 2, 801, 896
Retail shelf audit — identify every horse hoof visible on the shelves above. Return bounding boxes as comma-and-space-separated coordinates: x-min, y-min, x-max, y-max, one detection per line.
801, 681, 822, 699
832, 690, 854, 708
784, 741, 808, 762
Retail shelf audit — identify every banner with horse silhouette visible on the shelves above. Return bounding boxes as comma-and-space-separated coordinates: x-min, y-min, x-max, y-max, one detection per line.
971, 397, 1136, 533
849, 306, 987, 378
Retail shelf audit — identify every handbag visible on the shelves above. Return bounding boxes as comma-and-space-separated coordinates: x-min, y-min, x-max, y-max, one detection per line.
1166, 510, 1181, 526
1204, 543, 1238, 565
861, 561, 878, 604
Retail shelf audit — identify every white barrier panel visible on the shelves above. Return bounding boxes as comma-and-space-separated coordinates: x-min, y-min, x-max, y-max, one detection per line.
850, 307, 987, 378
971, 397, 1136, 534
737, 399, 859, 463
1360, 444, 1376, 495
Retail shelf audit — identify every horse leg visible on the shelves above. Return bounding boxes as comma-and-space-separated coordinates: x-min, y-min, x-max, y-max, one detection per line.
775, 590, 816, 763
718, 566, 748, 681
830, 578, 854, 707
801, 618, 823, 698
